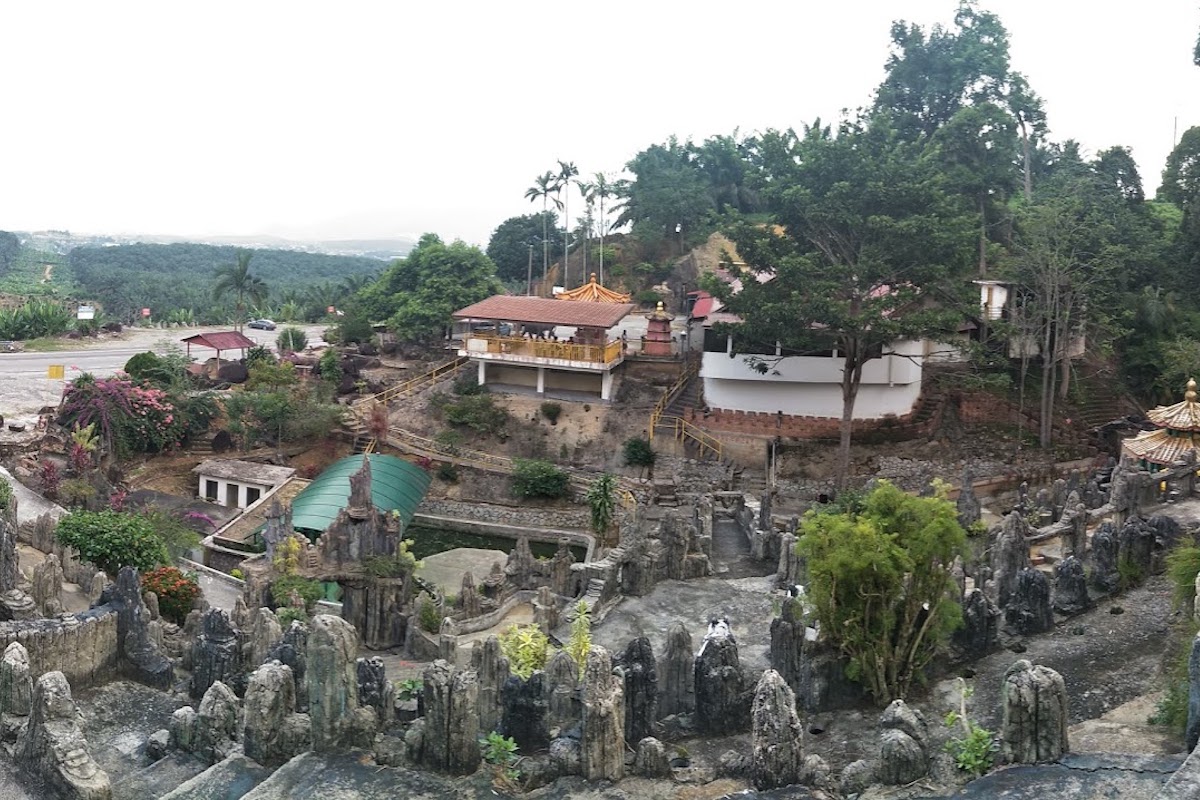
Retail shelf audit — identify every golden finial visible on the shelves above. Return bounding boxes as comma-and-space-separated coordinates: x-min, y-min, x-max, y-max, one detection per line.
1188, 378, 1197, 403
656, 301, 665, 312
589, 272, 598, 283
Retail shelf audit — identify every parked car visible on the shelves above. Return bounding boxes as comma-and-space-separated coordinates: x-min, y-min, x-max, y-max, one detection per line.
248, 319, 276, 330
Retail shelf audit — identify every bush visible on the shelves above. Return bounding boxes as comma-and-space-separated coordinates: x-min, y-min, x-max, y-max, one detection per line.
452, 375, 488, 396
59, 478, 98, 509
55, 510, 168, 575
318, 348, 341, 383
436, 462, 459, 483
586, 474, 617, 541
276, 326, 308, 353
335, 314, 374, 345
512, 459, 570, 499
277, 607, 308, 628
499, 623, 550, 678
245, 345, 276, 368
141, 566, 201, 624
443, 395, 509, 435
270, 575, 324, 611
540, 402, 562, 424
0, 477, 12, 512
363, 538, 422, 577
417, 593, 443, 633
1167, 546, 1200, 609
623, 437, 656, 468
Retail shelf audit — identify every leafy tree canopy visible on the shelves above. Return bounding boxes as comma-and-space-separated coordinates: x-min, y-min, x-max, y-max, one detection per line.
55, 510, 169, 575
486, 212, 562, 284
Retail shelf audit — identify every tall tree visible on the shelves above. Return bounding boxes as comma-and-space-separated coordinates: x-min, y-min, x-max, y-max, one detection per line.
486, 212, 560, 285
524, 171, 559, 286
719, 119, 974, 480
592, 172, 614, 284
212, 250, 267, 332
615, 137, 714, 244
556, 160, 579, 286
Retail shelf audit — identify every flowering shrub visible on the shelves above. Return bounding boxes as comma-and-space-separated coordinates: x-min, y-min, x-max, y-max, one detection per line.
59, 373, 187, 455
39, 460, 61, 498
141, 566, 201, 624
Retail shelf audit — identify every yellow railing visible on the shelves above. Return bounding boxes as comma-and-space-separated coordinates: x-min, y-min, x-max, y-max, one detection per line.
365, 356, 468, 407
647, 360, 722, 460
649, 359, 700, 437
465, 335, 623, 365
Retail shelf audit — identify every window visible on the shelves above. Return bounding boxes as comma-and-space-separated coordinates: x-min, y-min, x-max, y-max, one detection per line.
204, 480, 218, 502
245, 486, 261, 507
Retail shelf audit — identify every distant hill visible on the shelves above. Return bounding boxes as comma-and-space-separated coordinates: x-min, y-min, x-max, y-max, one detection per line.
68, 242, 387, 322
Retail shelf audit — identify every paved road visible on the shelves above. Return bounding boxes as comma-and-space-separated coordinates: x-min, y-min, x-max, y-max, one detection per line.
0, 324, 327, 421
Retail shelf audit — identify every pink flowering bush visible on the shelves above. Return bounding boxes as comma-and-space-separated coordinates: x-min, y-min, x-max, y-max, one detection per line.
59, 373, 188, 455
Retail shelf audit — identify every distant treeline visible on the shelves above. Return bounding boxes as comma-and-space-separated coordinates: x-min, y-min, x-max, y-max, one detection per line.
68, 242, 385, 322
0, 232, 20, 278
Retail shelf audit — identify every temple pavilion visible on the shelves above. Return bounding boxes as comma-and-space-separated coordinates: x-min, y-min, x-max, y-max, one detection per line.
452, 275, 634, 401
1122, 379, 1200, 469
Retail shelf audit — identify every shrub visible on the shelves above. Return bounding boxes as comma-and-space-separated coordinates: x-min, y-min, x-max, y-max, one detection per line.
141, 566, 201, 624
443, 395, 509, 435
229, 568, 245, 581
0, 477, 12, 512
436, 462, 459, 483
623, 437, 656, 468
417, 593, 443, 633
499, 623, 550, 678
540, 402, 562, 424
1167, 546, 1200, 609
276, 326, 308, 353
586, 474, 618, 543
512, 459, 570, 499
55, 510, 169, 575
245, 344, 277, 368
277, 607, 308, 628
39, 460, 61, 497
335, 314, 374, 345
452, 375, 488, 396
270, 575, 324, 611
397, 678, 423, 702
565, 600, 591, 678
59, 478, 98, 509
318, 348, 341, 383
363, 538, 422, 577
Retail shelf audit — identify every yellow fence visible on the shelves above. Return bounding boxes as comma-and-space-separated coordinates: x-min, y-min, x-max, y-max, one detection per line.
648, 360, 723, 460
466, 335, 623, 365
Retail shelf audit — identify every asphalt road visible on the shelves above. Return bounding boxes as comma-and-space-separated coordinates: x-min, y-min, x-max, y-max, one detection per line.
0, 324, 327, 421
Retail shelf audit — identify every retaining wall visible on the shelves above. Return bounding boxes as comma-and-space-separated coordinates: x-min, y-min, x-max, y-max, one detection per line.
0, 608, 118, 689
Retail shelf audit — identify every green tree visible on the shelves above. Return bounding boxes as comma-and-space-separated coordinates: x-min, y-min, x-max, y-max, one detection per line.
525, 171, 560, 285
55, 510, 169, 575
212, 249, 268, 332
719, 118, 974, 480
486, 212, 561, 285
798, 480, 966, 704
556, 160, 580, 286
276, 326, 308, 353
511, 459, 570, 499
1161, 126, 1200, 207
615, 137, 715, 247
357, 234, 500, 343
586, 474, 618, 546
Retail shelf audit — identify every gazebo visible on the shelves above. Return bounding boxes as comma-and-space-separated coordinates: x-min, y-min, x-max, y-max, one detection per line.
1122, 379, 1200, 468
556, 273, 631, 303
181, 330, 257, 365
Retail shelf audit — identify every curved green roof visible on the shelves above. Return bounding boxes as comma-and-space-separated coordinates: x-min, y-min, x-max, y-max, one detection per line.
290, 454, 432, 537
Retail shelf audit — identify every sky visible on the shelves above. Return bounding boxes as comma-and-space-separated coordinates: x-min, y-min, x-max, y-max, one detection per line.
1, 1, 1198, 247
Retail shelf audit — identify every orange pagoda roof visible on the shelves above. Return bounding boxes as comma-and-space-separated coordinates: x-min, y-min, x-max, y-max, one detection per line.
1123, 379, 1200, 466
557, 273, 631, 303
1146, 378, 1200, 432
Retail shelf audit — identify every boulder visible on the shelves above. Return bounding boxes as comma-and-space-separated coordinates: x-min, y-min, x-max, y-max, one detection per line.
19, 671, 111, 800
1053, 556, 1091, 615
580, 646, 624, 782
1000, 659, 1069, 763
635, 736, 671, 778
749, 669, 804, 791
243, 661, 305, 767
1090, 522, 1121, 594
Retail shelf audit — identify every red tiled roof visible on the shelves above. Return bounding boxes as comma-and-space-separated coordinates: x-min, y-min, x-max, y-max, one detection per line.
182, 331, 258, 351
453, 295, 633, 328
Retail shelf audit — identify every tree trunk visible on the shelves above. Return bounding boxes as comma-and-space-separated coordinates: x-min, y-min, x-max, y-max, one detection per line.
838, 353, 863, 485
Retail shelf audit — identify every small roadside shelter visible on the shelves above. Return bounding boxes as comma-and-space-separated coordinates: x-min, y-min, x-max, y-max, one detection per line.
181, 331, 258, 365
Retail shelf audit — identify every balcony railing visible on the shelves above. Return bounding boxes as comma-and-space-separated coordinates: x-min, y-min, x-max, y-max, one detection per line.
464, 335, 623, 365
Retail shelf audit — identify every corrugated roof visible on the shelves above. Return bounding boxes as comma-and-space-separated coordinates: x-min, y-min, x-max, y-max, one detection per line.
182, 331, 258, 351
289, 454, 432, 537
1121, 428, 1200, 466
1147, 379, 1200, 432
556, 274, 632, 303
454, 295, 633, 328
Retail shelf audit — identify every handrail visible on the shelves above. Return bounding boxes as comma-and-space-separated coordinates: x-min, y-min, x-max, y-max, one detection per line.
657, 414, 723, 461
649, 359, 700, 439
464, 335, 623, 365
357, 356, 468, 409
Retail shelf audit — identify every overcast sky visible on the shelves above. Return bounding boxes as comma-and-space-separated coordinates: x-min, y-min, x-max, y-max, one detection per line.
2, 2, 1198, 247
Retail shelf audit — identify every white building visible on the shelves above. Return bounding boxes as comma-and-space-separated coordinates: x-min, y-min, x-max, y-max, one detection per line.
193, 459, 295, 510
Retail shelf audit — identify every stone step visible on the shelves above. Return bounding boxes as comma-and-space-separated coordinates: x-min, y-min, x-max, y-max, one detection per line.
156, 754, 273, 800
109, 752, 207, 800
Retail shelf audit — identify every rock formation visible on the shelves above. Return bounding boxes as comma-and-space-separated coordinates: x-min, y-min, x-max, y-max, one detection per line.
750, 669, 804, 791
419, 659, 481, 775
992, 512, 1033, 608
30, 553, 64, 616
20, 671, 112, 800
307, 614, 361, 751
957, 470, 981, 530
581, 645, 624, 781
658, 622, 693, 718
634, 736, 671, 778
953, 589, 1000, 660
1118, 515, 1156, 580
1004, 568, 1054, 636
1090, 522, 1121, 594
544, 649, 580, 737
105, 566, 174, 689
1001, 660, 1069, 763
266, 620, 309, 711
243, 660, 310, 767
1052, 556, 1091, 615
194, 680, 241, 763
248, 607, 283, 668
471, 635, 510, 734
620, 637, 658, 745
695, 623, 746, 735
356, 656, 393, 725
878, 700, 930, 785
189, 609, 242, 699
0, 641, 32, 742
0, 511, 19, 592
501, 671, 549, 751
1188, 631, 1200, 752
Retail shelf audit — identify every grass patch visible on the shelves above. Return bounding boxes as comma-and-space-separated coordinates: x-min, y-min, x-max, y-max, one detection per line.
20, 337, 73, 352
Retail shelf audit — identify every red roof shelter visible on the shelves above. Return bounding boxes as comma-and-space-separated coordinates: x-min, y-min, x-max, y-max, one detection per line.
182, 331, 257, 363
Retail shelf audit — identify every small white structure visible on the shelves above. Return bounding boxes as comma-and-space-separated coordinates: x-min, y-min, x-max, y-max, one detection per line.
193, 459, 295, 510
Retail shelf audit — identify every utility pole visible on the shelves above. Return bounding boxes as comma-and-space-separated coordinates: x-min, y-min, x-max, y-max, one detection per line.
527, 243, 534, 296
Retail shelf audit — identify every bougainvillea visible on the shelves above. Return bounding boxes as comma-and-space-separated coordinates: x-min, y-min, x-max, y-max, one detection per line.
58, 373, 187, 454
141, 566, 201, 624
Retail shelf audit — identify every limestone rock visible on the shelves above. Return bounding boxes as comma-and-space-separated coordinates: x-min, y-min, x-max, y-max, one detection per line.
544, 649, 580, 737
457, 571, 481, 618
549, 735, 581, 776
801, 754, 832, 789
635, 736, 671, 778
267, 620, 309, 712
306, 614, 360, 751
840, 759, 875, 795
501, 671, 548, 751
879, 698, 929, 750
346, 706, 378, 750
194, 680, 241, 763
1053, 556, 1091, 615
0, 641, 33, 717
1001, 659, 1069, 763
0, 588, 38, 620
243, 661, 305, 767
1118, 516, 1156, 580
581, 645, 624, 782
356, 656, 393, 725
1004, 568, 1054, 636
169, 706, 199, 753
619, 636, 658, 745
145, 729, 170, 762
30, 553, 64, 616
879, 728, 926, 784
104, 566, 174, 689
750, 669, 804, 791
953, 589, 1000, 660
420, 659, 481, 775
992, 513, 1033, 608
1089, 522, 1121, 594
957, 470, 981, 530
189, 609, 242, 700
657, 622, 693, 718
248, 607, 283, 668
694, 623, 746, 735
19, 671, 112, 800
471, 635, 510, 734
0, 513, 19, 592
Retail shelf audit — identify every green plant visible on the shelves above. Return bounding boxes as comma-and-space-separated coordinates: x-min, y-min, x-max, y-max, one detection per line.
276, 326, 308, 353
565, 600, 591, 678
499, 623, 550, 678
397, 678, 423, 702
276, 607, 308, 628
245, 344, 277, 368
229, 568, 244, 581
480, 730, 521, 784
363, 539, 423, 577
54, 510, 169, 575
1118, 555, 1146, 591
622, 436, 656, 468
511, 459, 570, 499
0, 477, 12, 511
434, 428, 464, 451
417, 593, 443, 633
452, 375, 488, 396
1167, 546, 1200, 609
436, 462, 459, 483
58, 477, 98, 509
442, 394, 509, 435
1149, 620, 1199, 734
540, 402, 562, 424
943, 678, 997, 776
270, 575, 324, 611
273, 536, 303, 576
140, 566, 201, 624
318, 348, 341, 383
586, 474, 617, 543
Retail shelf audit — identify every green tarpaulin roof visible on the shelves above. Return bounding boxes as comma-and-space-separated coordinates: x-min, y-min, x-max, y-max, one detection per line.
289, 454, 432, 537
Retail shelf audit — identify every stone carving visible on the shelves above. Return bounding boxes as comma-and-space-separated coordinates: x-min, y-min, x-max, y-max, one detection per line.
544, 650, 580, 737
635, 736, 671, 778
419, 659, 481, 775
750, 669, 804, 791
307, 614, 361, 751
1001, 660, 1069, 763
658, 622, 694, 719
243, 661, 310, 767
956, 469, 981, 530
1090, 522, 1120, 594
501, 671, 549, 751
356, 656, 393, 725
266, 620, 309, 712
104, 566, 174, 689
695, 621, 747, 735
471, 635, 509, 734
248, 607, 282, 668
581, 645, 624, 782
1052, 556, 1091, 615
991, 513, 1033, 608
952, 589, 1000, 660
19, 671, 111, 800
189, 609, 242, 699
1004, 568, 1054, 636
619, 637, 658, 745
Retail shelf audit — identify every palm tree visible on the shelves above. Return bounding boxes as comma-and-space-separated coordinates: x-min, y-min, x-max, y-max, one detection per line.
557, 160, 579, 286
525, 171, 559, 288
576, 179, 595, 282
212, 250, 267, 332
593, 172, 614, 285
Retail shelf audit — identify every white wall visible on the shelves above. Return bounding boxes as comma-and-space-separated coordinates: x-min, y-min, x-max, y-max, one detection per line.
699, 338, 924, 419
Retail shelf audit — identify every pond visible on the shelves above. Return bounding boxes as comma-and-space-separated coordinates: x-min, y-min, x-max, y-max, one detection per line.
405, 525, 587, 563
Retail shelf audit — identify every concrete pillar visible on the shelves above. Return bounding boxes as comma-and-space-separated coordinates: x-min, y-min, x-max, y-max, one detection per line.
601, 371, 614, 402
537, 367, 545, 395
477, 360, 486, 388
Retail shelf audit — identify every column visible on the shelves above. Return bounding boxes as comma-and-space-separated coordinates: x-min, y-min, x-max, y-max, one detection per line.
477, 360, 486, 388
601, 370, 614, 401
537, 367, 545, 395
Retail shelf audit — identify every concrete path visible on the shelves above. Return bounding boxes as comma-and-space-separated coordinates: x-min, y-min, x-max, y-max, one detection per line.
0, 466, 66, 526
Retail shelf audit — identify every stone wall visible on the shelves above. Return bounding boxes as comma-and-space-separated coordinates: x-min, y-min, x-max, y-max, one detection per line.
0, 609, 118, 689
689, 400, 935, 442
